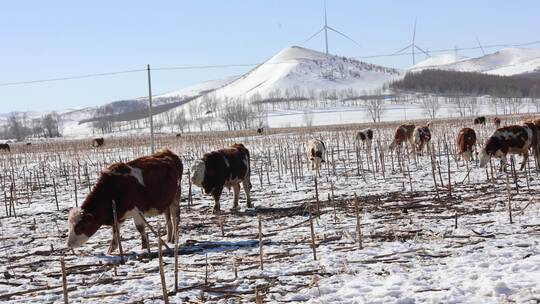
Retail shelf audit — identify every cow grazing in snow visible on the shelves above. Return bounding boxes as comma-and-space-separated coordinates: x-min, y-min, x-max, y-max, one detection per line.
306, 139, 326, 176
474, 116, 486, 125
389, 124, 415, 152
0, 143, 10, 152
456, 128, 477, 161
480, 125, 536, 171
92, 137, 105, 147
355, 129, 373, 151
493, 117, 501, 129
413, 121, 432, 155
67, 149, 183, 252
191, 143, 252, 213
256, 128, 264, 135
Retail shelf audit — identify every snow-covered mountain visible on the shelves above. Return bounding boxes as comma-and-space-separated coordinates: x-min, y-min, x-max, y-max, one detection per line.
409, 48, 540, 76
211, 46, 402, 100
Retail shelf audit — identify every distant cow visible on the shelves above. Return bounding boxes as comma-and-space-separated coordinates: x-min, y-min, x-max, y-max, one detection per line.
257, 128, 264, 135
480, 125, 536, 171
493, 117, 501, 129
67, 149, 183, 252
355, 129, 373, 151
456, 128, 477, 161
26, 142, 31, 146
0, 144, 10, 152
413, 122, 432, 155
92, 138, 105, 147
389, 124, 415, 152
474, 116, 486, 125
191, 143, 252, 213
306, 139, 326, 176
175, 133, 182, 138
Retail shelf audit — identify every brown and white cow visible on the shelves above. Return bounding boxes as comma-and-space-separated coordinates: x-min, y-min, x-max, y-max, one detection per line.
355, 129, 373, 151
493, 117, 501, 129
479, 125, 536, 171
474, 116, 486, 125
389, 124, 415, 152
0, 143, 10, 152
306, 139, 326, 176
456, 127, 477, 161
190, 143, 252, 213
257, 128, 264, 135
67, 149, 183, 252
413, 122, 432, 155
92, 137, 105, 147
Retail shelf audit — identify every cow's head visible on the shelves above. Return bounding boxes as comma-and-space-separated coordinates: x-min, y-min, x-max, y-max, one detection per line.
190, 159, 206, 188
66, 208, 100, 248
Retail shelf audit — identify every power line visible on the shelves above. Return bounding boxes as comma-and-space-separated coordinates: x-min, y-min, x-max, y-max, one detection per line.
0, 68, 145, 87
1, 39, 540, 88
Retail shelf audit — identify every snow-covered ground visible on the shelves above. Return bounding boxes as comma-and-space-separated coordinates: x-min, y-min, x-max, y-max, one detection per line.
61, 98, 540, 138
1, 115, 539, 303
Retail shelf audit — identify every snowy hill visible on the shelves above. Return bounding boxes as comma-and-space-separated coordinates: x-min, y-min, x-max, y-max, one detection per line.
212, 46, 402, 100
410, 48, 540, 76
409, 54, 469, 71
157, 76, 240, 99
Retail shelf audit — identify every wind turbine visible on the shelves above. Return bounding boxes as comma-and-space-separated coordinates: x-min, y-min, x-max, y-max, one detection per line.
393, 18, 430, 65
302, 0, 361, 55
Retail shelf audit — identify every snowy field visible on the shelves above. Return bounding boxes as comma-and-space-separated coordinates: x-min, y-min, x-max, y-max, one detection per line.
1, 114, 540, 303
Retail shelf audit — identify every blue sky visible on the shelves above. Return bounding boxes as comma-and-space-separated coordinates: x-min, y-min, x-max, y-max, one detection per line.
0, 0, 538, 112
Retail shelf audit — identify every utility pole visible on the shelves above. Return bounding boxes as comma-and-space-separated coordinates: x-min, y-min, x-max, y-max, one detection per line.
147, 64, 155, 153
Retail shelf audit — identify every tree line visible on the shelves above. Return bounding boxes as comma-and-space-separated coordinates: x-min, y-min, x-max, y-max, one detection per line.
0, 112, 62, 141
391, 69, 540, 98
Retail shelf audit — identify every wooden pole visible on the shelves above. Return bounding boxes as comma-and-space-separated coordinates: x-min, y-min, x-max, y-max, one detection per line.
505, 171, 513, 224
258, 215, 264, 270
309, 205, 317, 260
157, 224, 170, 304
354, 194, 363, 250
147, 64, 155, 153
60, 257, 69, 304
53, 178, 59, 211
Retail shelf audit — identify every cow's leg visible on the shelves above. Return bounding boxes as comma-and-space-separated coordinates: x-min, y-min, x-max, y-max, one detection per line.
164, 209, 174, 243
243, 179, 253, 208
212, 187, 223, 213
520, 151, 529, 170
132, 212, 148, 249
168, 202, 179, 242
500, 156, 507, 172
232, 183, 240, 210
108, 225, 119, 254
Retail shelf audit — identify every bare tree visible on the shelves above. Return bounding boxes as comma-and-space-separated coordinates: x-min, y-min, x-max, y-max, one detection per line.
466, 97, 479, 116
174, 109, 189, 132
531, 85, 540, 113
420, 95, 441, 119
450, 94, 467, 117
303, 110, 314, 127
365, 97, 385, 123
42, 112, 62, 137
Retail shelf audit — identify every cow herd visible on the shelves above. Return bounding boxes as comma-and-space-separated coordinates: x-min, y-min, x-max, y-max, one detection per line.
59, 115, 540, 251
